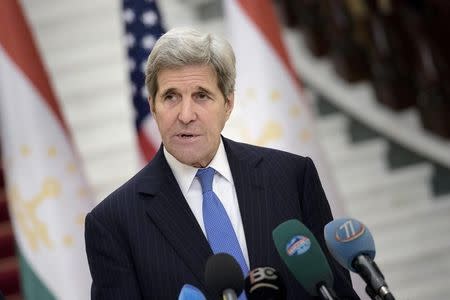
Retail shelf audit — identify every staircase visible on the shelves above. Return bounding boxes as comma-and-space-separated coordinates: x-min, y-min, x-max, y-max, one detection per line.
317, 106, 450, 300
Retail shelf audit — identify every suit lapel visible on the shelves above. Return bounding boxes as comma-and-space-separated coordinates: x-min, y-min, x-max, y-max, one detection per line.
223, 138, 273, 270
137, 148, 212, 287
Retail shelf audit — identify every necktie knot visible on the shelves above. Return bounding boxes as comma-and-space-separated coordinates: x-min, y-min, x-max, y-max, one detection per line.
196, 167, 215, 193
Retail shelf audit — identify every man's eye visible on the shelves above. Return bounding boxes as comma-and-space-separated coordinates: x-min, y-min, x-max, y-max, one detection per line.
197, 92, 209, 100
164, 94, 177, 101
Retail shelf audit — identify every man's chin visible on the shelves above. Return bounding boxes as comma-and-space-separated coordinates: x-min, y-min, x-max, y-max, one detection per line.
172, 152, 205, 168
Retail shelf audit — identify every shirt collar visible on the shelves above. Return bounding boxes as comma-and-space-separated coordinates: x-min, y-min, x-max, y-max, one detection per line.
163, 138, 233, 195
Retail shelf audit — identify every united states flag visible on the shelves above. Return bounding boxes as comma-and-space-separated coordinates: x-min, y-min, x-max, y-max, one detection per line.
122, 0, 164, 162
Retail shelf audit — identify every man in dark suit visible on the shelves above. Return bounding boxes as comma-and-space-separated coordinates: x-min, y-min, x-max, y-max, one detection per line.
85, 28, 360, 299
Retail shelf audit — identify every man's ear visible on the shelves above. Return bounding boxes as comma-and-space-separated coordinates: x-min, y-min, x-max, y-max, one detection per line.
148, 97, 155, 115
225, 93, 234, 119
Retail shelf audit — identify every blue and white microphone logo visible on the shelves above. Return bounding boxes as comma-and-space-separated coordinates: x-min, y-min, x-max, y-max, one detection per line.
286, 235, 311, 256
335, 219, 365, 242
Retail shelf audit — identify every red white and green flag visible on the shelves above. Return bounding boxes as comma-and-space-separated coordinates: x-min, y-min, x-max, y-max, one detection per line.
223, 0, 344, 216
223, 1, 368, 298
0, 1, 94, 299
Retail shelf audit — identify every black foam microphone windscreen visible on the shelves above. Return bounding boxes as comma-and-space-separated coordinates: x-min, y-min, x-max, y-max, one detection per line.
204, 253, 244, 299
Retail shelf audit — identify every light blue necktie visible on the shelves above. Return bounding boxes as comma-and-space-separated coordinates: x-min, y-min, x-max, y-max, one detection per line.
196, 167, 249, 299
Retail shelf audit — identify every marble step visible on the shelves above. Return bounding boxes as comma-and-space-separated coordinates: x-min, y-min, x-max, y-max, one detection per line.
393, 274, 450, 300
317, 114, 349, 140
326, 139, 388, 172
383, 248, 450, 291
65, 93, 133, 132
75, 121, 136, 163
365, 194, 450, 234
23, 0, 122, 54
375, 215, 450, 262
347, 187, 432, 226
334, 159, 388, 192
339, 163, 432, 202
346, 182, 431, 218
84, 147, 138, 193
91, 174, 139, 204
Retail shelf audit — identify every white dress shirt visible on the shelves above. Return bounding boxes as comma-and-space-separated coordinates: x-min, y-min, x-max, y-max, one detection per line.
163, 139, 250, 266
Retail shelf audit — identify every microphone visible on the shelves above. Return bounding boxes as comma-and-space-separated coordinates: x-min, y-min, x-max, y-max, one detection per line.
244, 266, 286, 299
324, 218, 395, 300
204, 253, 244, 300
272, 219, 338, 300
178, 284, 206, 300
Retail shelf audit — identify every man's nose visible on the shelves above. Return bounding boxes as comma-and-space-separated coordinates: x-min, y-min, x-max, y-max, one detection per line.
178, 98, 196, 124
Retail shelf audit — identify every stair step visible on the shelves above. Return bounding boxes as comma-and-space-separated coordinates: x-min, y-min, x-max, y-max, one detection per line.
334, 160, 387, 192
365, 205, 450, 252
347, 183, 431, 217
384, 249, 450, 289
366, 195, 450, 232
320, 131, 349, 153
0, 257, 20, 296
393, 275, 450, 300
375, 216, 450, 259
317, 114, 349, 139
327, 139, 387, 171
0, 223, 15, 259
353, 199, 433, 227
377, 229, 450, 267
373, 202, 450, 236
341, 163, 432, 200
377, 249, 450, 300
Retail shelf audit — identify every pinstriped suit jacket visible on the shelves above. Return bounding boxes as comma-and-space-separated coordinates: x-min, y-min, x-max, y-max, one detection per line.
85, 137, 359, 300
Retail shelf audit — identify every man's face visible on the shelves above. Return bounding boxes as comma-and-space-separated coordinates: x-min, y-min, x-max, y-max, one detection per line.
150, 64, 234, 168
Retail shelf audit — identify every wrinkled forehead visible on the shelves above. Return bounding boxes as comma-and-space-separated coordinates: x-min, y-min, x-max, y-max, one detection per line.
156, 64, 219, 91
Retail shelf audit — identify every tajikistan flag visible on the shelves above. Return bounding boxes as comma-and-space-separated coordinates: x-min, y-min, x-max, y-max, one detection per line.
223, 1, 369, 298
223, 0, 344, 216
0, 1, 94, 299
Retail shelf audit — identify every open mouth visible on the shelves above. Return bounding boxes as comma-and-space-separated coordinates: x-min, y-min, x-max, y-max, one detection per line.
178, 134, 196, 139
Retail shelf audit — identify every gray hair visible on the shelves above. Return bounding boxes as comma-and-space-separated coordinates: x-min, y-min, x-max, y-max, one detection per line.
145, 27, 236, 104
